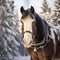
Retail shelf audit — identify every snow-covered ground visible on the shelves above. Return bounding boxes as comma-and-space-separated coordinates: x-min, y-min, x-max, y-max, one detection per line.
14, 56, 31, 60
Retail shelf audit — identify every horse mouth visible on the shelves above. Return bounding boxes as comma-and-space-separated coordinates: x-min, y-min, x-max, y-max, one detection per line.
22, 41, 32, 48
24, 44, 31, 48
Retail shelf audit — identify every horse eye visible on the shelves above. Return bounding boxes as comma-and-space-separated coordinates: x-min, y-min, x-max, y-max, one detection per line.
32, 21, 36, 25
32, 21, 36, 29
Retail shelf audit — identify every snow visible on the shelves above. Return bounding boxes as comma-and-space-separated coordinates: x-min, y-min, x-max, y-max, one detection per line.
14, 56, 31, 60
45, 20, 60, 30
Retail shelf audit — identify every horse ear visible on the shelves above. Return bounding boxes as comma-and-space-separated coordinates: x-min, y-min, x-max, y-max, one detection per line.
30, 6, 35, 14
20, 6, 25, 14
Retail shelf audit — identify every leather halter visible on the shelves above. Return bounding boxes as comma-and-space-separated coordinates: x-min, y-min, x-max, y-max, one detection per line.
20, 20, 49, 48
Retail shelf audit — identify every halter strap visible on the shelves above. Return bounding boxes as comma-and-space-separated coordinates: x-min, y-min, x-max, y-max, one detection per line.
20, 20, 49, 48
23, 31, 32, 34
31, 22, 50, 48
31, 37, 46, 47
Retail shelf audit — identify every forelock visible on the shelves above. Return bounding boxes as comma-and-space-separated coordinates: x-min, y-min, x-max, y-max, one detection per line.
21, 9, 35, 19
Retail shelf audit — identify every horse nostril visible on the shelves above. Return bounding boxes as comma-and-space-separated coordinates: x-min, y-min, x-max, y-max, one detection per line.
22, 39, 32, 46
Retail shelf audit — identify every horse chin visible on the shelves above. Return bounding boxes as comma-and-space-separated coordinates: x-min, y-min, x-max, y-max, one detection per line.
23, 44, 32, 48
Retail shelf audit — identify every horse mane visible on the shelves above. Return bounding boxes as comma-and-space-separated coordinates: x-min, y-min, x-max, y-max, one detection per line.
34, 13, 45, 40
34, 13, 50, 41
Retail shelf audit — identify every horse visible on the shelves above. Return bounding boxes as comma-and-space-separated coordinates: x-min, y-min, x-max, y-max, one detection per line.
20, 6, 60, 60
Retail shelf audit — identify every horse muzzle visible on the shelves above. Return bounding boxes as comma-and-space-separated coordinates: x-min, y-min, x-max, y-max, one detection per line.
22, 39, 32, 48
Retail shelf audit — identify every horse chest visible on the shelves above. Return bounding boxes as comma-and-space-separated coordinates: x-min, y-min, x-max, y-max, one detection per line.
28, 48, 46, 60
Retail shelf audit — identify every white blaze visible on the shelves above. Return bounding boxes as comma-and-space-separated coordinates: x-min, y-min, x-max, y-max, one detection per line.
22, 16, 35, 47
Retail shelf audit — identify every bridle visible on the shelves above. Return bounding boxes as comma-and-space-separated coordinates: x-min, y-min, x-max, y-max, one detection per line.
20, 20, 49, 48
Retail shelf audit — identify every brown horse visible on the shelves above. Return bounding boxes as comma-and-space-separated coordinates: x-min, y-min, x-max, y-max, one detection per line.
20, 6, 60, 60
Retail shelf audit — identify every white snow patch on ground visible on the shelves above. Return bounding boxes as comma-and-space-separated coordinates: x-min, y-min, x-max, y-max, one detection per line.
14, 56, 31, 60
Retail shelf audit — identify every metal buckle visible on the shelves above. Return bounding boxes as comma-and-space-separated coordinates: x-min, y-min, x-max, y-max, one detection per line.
34, 47, 37, 52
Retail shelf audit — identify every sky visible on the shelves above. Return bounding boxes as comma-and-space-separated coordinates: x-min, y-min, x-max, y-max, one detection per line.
14, 0, 54, 18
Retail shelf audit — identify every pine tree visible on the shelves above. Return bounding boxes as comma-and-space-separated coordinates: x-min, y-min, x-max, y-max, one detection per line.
0, 0, 5, 20
0, 0, 7, 60
4, 0, 14, 17
41, 0, 48, 13
0, 0, 29, 59
0, 0, 22, 60
40, 0, 51, 20
52, 0, 60, 24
